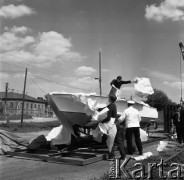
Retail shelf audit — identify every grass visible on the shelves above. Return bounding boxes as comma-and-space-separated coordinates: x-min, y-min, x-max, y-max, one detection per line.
0, 120, 61, 133
0, 114, 32, 121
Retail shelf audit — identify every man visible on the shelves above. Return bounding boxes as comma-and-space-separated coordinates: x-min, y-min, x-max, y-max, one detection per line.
98, 95, 117, 124
178, 103, 184, 145
119, 100, 143, 155
109, 76, 135, 98
171, 104, 181, 143
97, 95, 125, 159
109, 116, 126, 159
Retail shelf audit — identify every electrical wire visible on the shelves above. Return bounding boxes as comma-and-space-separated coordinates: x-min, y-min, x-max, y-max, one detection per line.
2, 61, 95, 93
28, 72, 91, 92
28, 74, 47, 94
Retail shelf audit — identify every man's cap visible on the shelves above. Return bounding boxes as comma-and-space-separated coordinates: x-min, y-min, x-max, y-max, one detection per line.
127, 100, 135, 104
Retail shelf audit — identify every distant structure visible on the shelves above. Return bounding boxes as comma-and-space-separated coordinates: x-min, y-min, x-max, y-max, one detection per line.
0, 91, 53, 117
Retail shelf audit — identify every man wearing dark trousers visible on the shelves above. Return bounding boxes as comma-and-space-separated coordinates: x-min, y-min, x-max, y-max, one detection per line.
171, 104, 181, 144
97, 95, 126, 159
120, 100, 142, 155
178, 103, 184, 145
109, 118, 126, 159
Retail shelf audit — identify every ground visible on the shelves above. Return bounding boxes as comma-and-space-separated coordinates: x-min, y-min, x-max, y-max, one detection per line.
1, 129, 177, 180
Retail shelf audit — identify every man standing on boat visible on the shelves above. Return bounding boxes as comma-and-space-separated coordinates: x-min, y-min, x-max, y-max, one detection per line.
109, 76, 136, 98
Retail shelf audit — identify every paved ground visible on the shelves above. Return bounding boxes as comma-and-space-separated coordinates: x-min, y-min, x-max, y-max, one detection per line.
1, 144, 162, 180
0, 129, 170, 180
0, 120, 176, 180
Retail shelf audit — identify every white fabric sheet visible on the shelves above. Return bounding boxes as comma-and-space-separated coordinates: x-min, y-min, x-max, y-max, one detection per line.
134, 77, 154, 98
45, 125, 71, 145
133, 152, 153, 160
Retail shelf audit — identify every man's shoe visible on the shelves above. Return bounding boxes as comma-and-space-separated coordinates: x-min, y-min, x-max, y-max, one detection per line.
127, 151, 133, 155
120, 156, 126, 160
108, 154, 115, 160
108, 157, 115, 160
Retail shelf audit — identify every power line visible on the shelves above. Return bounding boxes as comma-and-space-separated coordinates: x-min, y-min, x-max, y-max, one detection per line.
29, 73, 91, 92
2, 60, 76, 78
2, 61, 95, 93
28, 74, 47, 94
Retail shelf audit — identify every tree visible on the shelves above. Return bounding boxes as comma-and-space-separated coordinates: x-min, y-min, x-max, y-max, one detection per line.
145, 88, 176, 111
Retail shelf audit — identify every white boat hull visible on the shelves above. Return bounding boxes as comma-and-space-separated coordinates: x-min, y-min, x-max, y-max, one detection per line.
45, 92, 158, 129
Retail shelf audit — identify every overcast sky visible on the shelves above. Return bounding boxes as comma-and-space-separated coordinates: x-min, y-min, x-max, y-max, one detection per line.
1, 0, 184, 103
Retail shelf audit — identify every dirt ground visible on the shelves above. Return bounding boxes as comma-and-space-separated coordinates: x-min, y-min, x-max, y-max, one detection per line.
0, 130, 110, 180
0, 130, 178, 180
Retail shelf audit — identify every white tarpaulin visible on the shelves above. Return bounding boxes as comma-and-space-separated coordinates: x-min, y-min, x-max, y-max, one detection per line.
45, 125, 71, 145
133, 152, 153, 160
134, 77, 154, 98
82, 98, 117, 152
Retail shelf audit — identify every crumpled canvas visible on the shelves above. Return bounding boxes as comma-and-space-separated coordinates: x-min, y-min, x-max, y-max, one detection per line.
91, 126, 103, 142
45, 125, 71, 145
0, 130, 29, 155
140, 129, 148, 142
157, 141, 168, 152
83, 97, 117, 152
133, 152, 153, 160
134, 77, 154, 98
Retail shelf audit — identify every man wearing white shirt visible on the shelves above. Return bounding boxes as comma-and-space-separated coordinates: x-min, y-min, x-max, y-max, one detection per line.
119, 100, 143, 155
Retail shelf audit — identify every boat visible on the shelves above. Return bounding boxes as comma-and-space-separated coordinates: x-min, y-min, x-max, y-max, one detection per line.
45, 92, 158, 131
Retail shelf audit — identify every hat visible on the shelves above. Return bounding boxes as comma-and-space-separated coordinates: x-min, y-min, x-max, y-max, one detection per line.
127, 100, 135, 104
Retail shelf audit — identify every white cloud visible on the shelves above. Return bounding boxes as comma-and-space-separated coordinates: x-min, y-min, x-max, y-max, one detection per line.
142, 68, 178, 81
69, 77, 98, 91
0, 28, 84, 67
142, 68, 184, 90
0, 31, 35, 52
0, 4, 35, 19
145, 0, 184, 22
75, 66, 96, 76
5, 26, 31, 34
163, 81, 182, 89
35, 31, 71, 57
0, 72, 10, 79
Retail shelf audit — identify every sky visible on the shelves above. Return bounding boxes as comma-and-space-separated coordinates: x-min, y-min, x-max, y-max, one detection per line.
1, 0, 184, 103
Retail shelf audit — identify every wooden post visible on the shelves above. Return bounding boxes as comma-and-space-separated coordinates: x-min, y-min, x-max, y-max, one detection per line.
21, 68, 27, 124
5, 83, 9, 124
99, 51, 102, 96
95, 51, 102, 96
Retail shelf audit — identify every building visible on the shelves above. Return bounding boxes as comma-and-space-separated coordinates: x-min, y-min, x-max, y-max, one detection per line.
0, 91, 48, 117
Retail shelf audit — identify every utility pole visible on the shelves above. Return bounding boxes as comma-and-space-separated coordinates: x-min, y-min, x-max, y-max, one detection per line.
21, 68, 27, 124
95, 51, 102, 96
5, 82, 9, 123
179, 42, 184, 104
